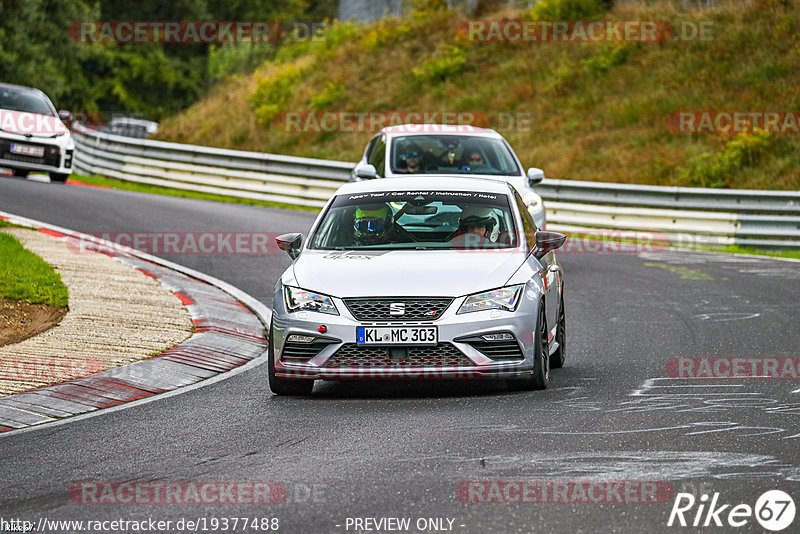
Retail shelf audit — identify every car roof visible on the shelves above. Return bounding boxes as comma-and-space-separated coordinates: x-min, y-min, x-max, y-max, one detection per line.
380, 124, 501, 137
335, 176, 513, 196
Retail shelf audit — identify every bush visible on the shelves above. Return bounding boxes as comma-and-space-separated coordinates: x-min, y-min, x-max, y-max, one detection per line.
252, 64, 306, 125
413, 45, 467, 83
208, 43, 277, 81
310, 81, 345, 110
581, 42, 636, 75
681, 130, 773, 188
530, 0, 611, 20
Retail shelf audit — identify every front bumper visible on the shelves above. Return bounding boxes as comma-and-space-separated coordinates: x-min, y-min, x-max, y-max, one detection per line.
0, 132, 74, 175
271, 287, 540, 380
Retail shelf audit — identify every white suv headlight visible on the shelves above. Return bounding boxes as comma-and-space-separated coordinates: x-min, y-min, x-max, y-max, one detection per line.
458, 285, 523, 314
284, 286, 338, 315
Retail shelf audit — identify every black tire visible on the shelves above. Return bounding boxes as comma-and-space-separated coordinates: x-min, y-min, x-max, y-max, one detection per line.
508, 301, 549, 391
267, 321, 314, 395
50, 173, 69, 183
12, 169, 29, 178
549, 291, 566, 369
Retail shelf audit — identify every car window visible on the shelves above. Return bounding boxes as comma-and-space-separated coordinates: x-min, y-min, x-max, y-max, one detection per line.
390, 135, 520, 176
513, 189, 537, 249
367, 134, 386, 177
364, 135, 378, 160
0, 88, 54, 116
311, 190, 517, 250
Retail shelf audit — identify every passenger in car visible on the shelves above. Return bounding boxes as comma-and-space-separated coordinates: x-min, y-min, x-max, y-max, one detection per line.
449, 206, 497, 249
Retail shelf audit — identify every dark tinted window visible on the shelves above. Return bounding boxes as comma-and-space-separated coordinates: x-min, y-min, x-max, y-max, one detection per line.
513, 190, 537, 249
0, 88, 54, 116
367, 135, 386, 176
390, 135, 520, 176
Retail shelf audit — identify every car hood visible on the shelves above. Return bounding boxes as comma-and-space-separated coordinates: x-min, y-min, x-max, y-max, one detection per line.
291, 249, 526, 297
0, 108, 68, 137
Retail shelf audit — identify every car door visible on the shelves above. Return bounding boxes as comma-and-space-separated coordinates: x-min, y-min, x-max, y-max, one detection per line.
514, 190, 559, 337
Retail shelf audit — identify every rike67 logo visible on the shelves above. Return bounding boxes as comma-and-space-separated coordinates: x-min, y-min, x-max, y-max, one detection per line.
668, 490, 795, 531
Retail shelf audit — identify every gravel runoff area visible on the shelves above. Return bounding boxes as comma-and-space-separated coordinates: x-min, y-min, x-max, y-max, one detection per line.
0, 228, 194, 397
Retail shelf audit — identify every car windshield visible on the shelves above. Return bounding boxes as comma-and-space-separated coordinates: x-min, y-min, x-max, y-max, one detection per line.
0, 88, 54, 116
311, 190, 518, 250
390, 135, 520, 176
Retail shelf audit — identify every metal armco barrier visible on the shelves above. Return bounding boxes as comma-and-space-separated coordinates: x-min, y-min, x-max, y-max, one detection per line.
537, 181, 800, 249
72, 126, 352, 208
72, 127, 800, 249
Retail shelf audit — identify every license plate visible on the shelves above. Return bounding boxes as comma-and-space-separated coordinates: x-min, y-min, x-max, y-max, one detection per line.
357, 326, 437, 345
10, 143, 44, 158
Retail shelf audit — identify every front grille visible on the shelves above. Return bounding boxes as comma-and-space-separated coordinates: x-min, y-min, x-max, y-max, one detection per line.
325, 343, 473, 368
0, 140, 60, 167
343, 297, 453, 322
463, 340, 525, 361
281, 340, 335, 362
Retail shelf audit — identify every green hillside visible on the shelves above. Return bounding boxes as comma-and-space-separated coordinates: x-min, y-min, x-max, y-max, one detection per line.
157, 0, 800, 190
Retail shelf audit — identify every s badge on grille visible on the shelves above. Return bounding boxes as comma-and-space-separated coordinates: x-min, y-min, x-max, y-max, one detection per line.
389, 302, 405, 316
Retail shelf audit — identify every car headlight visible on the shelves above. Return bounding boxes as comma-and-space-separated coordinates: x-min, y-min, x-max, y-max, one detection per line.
284, 286, 338, 315
458, 285, 523, 314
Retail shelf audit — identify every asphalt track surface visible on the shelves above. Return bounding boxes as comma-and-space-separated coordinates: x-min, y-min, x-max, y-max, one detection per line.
1, 176, 800, 533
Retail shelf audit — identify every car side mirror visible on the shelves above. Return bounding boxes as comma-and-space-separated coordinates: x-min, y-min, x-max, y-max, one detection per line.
276, 233, 303, 259
534, 231, 566, 258
527, 167, 545, 186
355, 163, 377, 180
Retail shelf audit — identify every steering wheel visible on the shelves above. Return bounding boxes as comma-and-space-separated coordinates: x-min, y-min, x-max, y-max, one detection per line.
392, 221, 420, 242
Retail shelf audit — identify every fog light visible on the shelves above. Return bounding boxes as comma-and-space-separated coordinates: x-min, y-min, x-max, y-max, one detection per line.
287, 334, 315, 343
482, 333, 515, 342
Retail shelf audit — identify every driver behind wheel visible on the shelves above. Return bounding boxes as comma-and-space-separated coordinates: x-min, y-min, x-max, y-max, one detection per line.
353, 203, 395, 246
396, 143, 425, 173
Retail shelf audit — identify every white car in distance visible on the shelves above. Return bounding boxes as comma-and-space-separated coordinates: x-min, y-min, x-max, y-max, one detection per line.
352, 125, 547, 229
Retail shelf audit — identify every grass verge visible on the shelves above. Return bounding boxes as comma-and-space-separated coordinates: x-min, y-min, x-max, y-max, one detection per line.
712, 244, 800, 261
0, 220, 27, 229
0, 231, 69, 307
70, 174, 321, 213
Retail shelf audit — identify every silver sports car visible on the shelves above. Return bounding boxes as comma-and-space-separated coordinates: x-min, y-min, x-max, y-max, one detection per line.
269, 176, 566, 395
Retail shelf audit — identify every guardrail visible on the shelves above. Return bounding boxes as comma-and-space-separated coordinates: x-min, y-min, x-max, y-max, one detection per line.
537, 181, 800, 249
73, 126, 352, 208
72, 127, 800, 249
